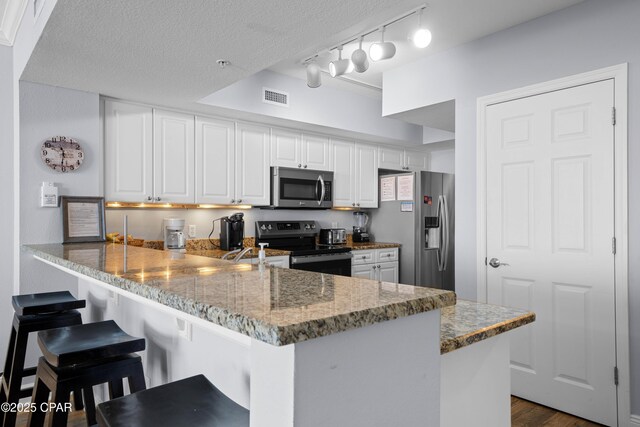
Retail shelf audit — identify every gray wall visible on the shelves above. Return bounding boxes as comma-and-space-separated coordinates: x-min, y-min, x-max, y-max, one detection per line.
383, 0, 640, 415
200, 69, 423, 145
19, 81, 101, 295
0, 44, 15, 365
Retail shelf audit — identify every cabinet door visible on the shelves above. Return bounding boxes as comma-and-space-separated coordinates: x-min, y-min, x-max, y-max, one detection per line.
104, 100, 153, 202
153, 109, 195, 203
331, 139, 356, 208
355, 143, 378, 208
195, 117, 235, 204
378, 262, 399, 283
405, 150, 429, 171
302, 134, 331, 171
352, 264, 375, 280
270, 128, 302, 168
236, 123, 270, 206
378, 146, 405, 171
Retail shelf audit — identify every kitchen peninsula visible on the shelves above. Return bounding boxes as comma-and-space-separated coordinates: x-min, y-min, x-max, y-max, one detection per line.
23, 243, 533, 426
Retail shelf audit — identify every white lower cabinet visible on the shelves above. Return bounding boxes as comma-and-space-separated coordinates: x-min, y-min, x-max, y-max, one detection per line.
351, 248, 399, 283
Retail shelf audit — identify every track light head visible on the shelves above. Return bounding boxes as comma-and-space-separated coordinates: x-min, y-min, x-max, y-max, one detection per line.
369, 27, 396, 61
351, 36, 369, 73
306, 62, 321, 88
412, 8, 432, 48
329, 46, 354, 77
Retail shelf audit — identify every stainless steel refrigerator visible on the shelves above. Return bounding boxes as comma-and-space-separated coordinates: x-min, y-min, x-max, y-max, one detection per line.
368, 171, 455, 291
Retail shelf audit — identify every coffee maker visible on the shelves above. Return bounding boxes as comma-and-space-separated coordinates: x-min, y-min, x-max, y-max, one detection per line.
163, 218, 186, 253
353, 211, 370, 242
220, 213, 245, 250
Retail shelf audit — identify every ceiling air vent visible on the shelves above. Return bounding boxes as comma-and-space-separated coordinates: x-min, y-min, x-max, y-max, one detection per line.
263, 88, 289, 107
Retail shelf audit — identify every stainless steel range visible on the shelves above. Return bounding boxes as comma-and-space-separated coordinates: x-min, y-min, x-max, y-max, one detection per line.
255, 221, 352, 277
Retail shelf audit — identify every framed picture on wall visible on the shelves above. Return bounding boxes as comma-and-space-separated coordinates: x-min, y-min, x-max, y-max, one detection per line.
61, 196, 106, 243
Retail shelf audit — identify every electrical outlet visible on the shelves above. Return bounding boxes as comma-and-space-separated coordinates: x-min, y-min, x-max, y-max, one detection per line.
188, 225, 196, 238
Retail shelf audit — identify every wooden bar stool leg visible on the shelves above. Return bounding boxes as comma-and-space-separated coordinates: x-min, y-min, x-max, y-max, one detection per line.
83, 387, 97, 427
27, 374, 51, 427
108, 379, 124, 399
48, 384, 71, 427
3, 328, 29, 427
127, 360, 146, 393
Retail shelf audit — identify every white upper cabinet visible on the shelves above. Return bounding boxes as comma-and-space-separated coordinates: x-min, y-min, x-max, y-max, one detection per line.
378, 146, 405, 171
355, 143, 378, 208
235, 122, 270, 206
331, 139, 356, 208
404, 150, 429, 171
270, 127, 302, 169
104, 100, 154, 202
271, 129, 332, 171
195, 117, 235, 204
153, 109, 195, 203
378, 145, 430, 171
302, 133, 332, 171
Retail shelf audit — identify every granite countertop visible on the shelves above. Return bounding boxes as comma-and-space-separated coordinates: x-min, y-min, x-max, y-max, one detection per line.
440, 300, 535, 354
187, 248, 290, 260
350, 242, 402, 250
24, 243, 455, 346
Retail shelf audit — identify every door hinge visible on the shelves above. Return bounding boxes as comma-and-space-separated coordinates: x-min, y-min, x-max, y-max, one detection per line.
612, 237, 617, 255
614, 366, 619, 386
484, 257, 487, 266
612, 107, 617, 126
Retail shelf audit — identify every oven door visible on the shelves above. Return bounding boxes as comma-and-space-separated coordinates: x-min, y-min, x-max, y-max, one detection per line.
271, 167, 333, 208
290, 252, 352, 277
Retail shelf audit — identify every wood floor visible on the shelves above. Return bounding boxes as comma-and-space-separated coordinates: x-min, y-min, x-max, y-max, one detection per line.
511, 396, 603, 427
15, 396, 602, 426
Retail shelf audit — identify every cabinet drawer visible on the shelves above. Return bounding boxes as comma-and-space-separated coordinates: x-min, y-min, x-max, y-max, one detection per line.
376, 248, 398, 262
352, 250, 375, 265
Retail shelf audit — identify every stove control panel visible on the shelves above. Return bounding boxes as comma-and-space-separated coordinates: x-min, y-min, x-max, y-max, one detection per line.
255, 221, 318, 238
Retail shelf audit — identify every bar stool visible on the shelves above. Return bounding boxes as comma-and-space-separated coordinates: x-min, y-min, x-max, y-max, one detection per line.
28, 320, 146, 427
96, 375, 249, 427
1, 291, 85, 427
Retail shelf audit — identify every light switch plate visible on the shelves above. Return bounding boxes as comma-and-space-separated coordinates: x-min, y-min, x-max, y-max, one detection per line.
188, 225, 196, 238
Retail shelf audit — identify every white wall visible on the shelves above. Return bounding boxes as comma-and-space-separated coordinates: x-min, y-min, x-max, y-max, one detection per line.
200, 69, 423, 145
106, 208, 358, 242
0, 44, 15, 365
19, 81, 101, 295
382, 0, 640, 415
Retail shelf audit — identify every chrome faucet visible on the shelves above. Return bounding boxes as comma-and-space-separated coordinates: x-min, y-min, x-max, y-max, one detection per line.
221, 248, 241, 260
233, 247, 253, 263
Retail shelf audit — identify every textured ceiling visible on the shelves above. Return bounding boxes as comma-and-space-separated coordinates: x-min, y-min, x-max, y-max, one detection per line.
21, 0, 422, 110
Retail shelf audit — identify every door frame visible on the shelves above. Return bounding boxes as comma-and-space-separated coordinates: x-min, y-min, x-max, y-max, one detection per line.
476, 63, 630, 424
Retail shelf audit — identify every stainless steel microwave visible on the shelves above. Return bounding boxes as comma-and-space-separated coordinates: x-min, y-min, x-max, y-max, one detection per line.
270, 167, 333, 209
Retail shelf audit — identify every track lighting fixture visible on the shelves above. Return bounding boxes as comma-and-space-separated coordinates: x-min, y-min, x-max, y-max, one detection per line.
412, 8, 432, 48
351, 36, 369, 73
306, 62, 322, 88
369, 27, 396, 62
329, 46, 354, 77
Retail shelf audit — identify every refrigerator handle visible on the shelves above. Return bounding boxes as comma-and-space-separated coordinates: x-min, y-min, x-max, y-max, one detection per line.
436, 196, 445, 271
441, 195, 450, 271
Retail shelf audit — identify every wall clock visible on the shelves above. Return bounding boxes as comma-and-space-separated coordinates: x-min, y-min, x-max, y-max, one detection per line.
41, 136, 84, 172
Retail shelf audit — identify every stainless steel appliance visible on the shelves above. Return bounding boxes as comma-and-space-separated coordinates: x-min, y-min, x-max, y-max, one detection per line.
270, 167, 333, 209
352, 211, 370, 242
319, 228, 347, 245
163, 218, 186, 253
255, 220, 352, 276
368, 171, 454, 291
220, 213, 245, 250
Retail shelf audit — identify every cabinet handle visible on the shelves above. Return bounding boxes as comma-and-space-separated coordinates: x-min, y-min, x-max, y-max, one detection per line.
377, 265, 381, 268
303, 164, 308, 168
357, 203, 360, 207
231, 199, 236, 204
386, 253, 392, 257
237, 199, 242, 204
298, 164, 302, 168
352, 203, 356, 207
146, 196, 152, 201
155, 197, 161, 202
361, 256, 366, 260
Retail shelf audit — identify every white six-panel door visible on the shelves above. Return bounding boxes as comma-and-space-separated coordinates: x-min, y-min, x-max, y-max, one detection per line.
485, 80, 617, 425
